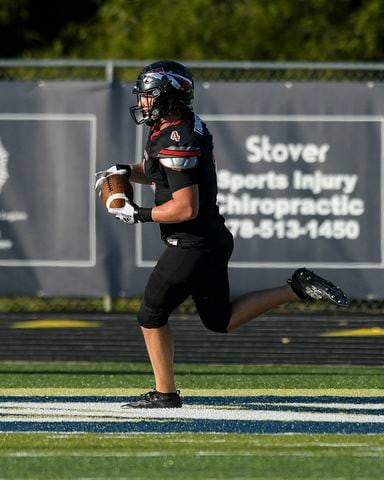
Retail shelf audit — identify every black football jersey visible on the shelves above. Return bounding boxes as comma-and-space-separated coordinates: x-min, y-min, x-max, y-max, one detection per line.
143, 111, 225, 242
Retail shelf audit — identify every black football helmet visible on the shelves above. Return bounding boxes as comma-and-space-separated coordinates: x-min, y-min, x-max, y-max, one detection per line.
130, 60, 194, 125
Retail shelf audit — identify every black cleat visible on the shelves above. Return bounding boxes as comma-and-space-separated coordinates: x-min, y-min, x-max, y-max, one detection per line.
121, 389, 182, 409
288, 268, 350, 306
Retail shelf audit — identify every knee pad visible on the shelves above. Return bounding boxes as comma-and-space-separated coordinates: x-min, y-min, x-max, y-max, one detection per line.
195, 300, 231, 333
200, 315, 229, 334
137, 304, 170, 329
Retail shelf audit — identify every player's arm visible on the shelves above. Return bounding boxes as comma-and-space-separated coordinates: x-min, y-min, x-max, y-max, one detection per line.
108, 173, 199, 225
109, 157, 200, 225
149, 153, 200, 223
151, 184, 199, 223
108, 142, 201, 224
95, 161, 151, 193
126, 163, 152, 185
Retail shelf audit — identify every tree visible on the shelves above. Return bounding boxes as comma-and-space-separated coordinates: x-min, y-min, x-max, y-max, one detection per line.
2, 0, 384, 61
0, 0, 100, 57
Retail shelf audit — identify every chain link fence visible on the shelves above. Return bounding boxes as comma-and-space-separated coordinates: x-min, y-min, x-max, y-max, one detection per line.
0, 60, 383, 314
2, 59, 384, 82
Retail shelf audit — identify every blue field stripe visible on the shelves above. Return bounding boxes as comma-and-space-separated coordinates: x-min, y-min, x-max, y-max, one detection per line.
227, 405, 384, 415
189, 396, 384, 405
1, 420, 384, 434
1, 395, 382, 435
1, 395, 384, 404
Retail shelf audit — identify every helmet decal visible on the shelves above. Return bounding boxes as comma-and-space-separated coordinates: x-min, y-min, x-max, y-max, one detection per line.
142, 72, 192, 93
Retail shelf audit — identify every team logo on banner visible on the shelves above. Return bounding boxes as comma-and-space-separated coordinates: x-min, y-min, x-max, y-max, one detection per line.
0, 137, 9, 194
0, 136, 18, 250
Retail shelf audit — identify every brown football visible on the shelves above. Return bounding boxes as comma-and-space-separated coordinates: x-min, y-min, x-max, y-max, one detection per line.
100, 174, 134, 209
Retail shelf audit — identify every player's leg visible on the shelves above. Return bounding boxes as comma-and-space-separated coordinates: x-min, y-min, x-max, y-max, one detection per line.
123, 245, 207, 408
196, 269, 348, 333
191, 227, 234, 333
140, 323, 176, 393
193, 267, 297, 332
227, 268, 349, 331
137, 246, 191, 393
226, 285, 296, 331
193, 227, 350, 333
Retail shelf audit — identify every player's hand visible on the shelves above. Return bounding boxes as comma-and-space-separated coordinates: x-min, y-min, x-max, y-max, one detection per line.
108, 200, 138, 224
94, 166, 128, 195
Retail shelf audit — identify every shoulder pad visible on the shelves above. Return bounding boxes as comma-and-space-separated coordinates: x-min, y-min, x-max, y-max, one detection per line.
159, 145, 201, 157
159, 156, 199, 170
193, 114, 204, 135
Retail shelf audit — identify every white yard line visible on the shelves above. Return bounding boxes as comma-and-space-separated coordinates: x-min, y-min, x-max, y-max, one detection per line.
1, 402, 384, 423
0, 451, 383, 459
252, 402, 384, 409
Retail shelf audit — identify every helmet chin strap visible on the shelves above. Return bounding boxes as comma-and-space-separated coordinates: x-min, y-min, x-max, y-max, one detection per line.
151, 108, 160, 119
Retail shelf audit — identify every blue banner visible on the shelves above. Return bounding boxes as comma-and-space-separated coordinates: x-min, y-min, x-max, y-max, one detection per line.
0, 81, 382, 299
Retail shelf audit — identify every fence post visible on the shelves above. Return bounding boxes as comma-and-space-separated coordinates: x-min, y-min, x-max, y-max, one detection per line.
105, 61, 115, 83
102, 295, 112, 312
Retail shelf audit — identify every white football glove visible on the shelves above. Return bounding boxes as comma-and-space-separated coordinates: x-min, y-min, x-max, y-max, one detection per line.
108, 200, 137, 224
94, 165, 128, 195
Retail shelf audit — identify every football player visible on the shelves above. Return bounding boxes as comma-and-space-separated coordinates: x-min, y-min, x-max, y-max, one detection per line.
95, 60, 349, 408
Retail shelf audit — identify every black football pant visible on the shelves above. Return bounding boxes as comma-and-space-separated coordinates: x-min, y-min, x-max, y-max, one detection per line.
138, 226, 234, 333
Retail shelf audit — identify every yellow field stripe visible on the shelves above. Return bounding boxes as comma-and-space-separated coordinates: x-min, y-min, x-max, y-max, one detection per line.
322, 327, 384, 337
11, 320, 100, 329
1, 388, 384, 396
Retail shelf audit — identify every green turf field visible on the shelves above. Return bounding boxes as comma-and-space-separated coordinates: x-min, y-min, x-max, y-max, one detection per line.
1, 361, 383, 390
1, 433, 384, 479
0, 361, 383, 479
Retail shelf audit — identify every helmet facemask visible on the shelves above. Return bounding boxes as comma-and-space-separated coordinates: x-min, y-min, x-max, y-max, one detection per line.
130, 90, 162, 126
129, 62, 194, 126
